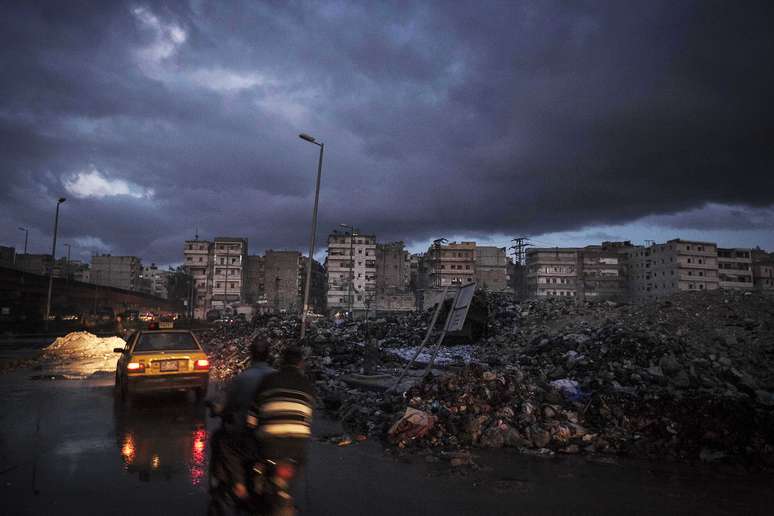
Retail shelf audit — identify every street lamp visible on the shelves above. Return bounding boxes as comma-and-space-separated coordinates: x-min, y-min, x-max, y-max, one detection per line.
298, 132, 324, 340
339, 223, 355, 315
63, 243, 72, 282
17, 226, 29, 255
45, 197, 66, 326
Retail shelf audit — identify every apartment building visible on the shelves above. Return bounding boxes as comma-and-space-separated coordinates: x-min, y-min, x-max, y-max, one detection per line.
325, 230, 376, 312
243, 255, 265, 305
184, 239, 213, 319
140, 264, 171, 299
211, 237, 247, 312
526, 248, 578, 297
376, 242, 410, 292
717, 248, 753, 290
752, 249, 774, 291
264, 250, 302, 312
576, 243, 628, 299
425, 241, 476, 287
628, 239, 719, 298
91, 255, 143, 291
475, 246, 509, 291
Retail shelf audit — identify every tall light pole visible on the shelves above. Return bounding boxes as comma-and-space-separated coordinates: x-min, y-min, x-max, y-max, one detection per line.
45, 197, 66, 326
298, 132, 324, 340
63, 243, 72, 282
339, 223, 355, 315
18, 226, 29, 255
16, 226, 29, 267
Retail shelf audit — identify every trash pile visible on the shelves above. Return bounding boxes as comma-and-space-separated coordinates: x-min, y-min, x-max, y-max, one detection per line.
38, 331, 126, 377
392, 290, 774, 466
201, 290, 774, 466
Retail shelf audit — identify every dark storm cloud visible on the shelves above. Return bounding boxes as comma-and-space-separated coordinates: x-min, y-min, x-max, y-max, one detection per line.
1, 0, 773, 263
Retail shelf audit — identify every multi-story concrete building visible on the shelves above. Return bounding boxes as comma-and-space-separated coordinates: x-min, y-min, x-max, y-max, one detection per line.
627, 239, 719, 298
264, 250, 302, 312
299, 256, 326, 314
475, 246, 509, 291
576, 243, 628, 299
91, 255, 143, 291
243, 255, 265, 305
526, 248, 578, 298
211, 237, 247, 312
425, 241, 476, 287
184, 239, 213, 319
325, 230, 376, 312
752, 249, 774, 291
375, 242, 410, 292
717, 248, 753, 290
140, 264, 171, 299
14, 254, 53, 276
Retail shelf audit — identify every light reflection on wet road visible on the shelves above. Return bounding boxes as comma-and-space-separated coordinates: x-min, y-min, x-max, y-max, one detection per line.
1, 369, 773, 516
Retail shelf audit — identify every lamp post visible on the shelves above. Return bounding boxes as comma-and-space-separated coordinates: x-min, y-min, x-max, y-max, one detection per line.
298, 132, 324, 340
339, 223, 355, 315
45, 197, 66, 327
17, 226, 29, 256
63, 243, 72, 282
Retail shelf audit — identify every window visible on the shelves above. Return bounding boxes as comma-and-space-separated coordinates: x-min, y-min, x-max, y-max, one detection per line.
186, 257, 192, 262
466, 265, 470, 269
687, 258, 692, 263
699, 271, 704, 276
216, 282, 221, 288
230, 283, 235, 288
198, 257, 203, 262
358, 249, 362, 254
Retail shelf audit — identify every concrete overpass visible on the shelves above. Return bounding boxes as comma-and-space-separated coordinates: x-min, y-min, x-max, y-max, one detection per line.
0, 266, 180, 322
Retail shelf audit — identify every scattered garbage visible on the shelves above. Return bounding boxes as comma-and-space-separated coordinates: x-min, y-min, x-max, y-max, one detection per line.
147, 290, 774, 467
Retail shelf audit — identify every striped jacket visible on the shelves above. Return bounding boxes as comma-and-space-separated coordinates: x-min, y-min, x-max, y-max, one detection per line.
247, 366, 315, 459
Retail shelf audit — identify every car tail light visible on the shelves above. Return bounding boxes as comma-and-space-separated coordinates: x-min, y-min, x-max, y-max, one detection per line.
127, 362, 145, 372
194, 359, 209, 371
274, 462, 295, 481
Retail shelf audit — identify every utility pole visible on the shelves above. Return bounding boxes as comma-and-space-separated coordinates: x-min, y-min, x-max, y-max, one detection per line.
510, 236, 532, 299
45, 198, 66, 327
63, 243, 71, 283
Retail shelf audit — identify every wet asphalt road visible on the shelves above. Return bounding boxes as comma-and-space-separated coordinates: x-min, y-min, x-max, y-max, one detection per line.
1, 369, 773, 516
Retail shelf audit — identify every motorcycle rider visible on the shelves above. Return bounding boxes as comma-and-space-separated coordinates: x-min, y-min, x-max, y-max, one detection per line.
210, 336, 275, 513
231, 346, 316, 508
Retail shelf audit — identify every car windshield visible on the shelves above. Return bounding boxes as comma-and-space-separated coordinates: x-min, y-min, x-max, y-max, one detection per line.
133, 333, 199, 352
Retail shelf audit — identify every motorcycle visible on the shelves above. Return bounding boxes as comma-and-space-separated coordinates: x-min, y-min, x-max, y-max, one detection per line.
206, 401, 298, 516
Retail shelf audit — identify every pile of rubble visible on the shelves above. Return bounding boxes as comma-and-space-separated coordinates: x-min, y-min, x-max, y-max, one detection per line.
201, 290, 774, 466
393, 290, 774, 466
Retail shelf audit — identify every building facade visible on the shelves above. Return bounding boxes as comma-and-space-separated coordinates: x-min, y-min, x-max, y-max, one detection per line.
526, 248, 578, 297
425, 241, 476, 287
717, 248, 754, 290
475, 246, 509, 291
140, 264, 171, 299
184, 239, 213, 319
211, 237, 247, 312
627, 239, 719, 298
325, 230, 376, 312
375, 242, 410, 292
752, 249, 774, 291
91, 255, 143, 291
264, 250, 301, 312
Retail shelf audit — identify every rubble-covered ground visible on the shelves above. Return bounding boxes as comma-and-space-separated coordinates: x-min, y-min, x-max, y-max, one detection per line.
198, 290, 774, 467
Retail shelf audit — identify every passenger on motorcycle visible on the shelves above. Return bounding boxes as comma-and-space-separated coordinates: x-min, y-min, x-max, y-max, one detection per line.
231, 346, 315, 510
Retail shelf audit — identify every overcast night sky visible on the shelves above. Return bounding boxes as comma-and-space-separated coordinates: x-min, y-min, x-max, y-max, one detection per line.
1, 1, 773, 266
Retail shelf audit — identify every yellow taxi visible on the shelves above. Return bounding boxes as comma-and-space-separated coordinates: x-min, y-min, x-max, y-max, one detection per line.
114, 329, 210, 401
